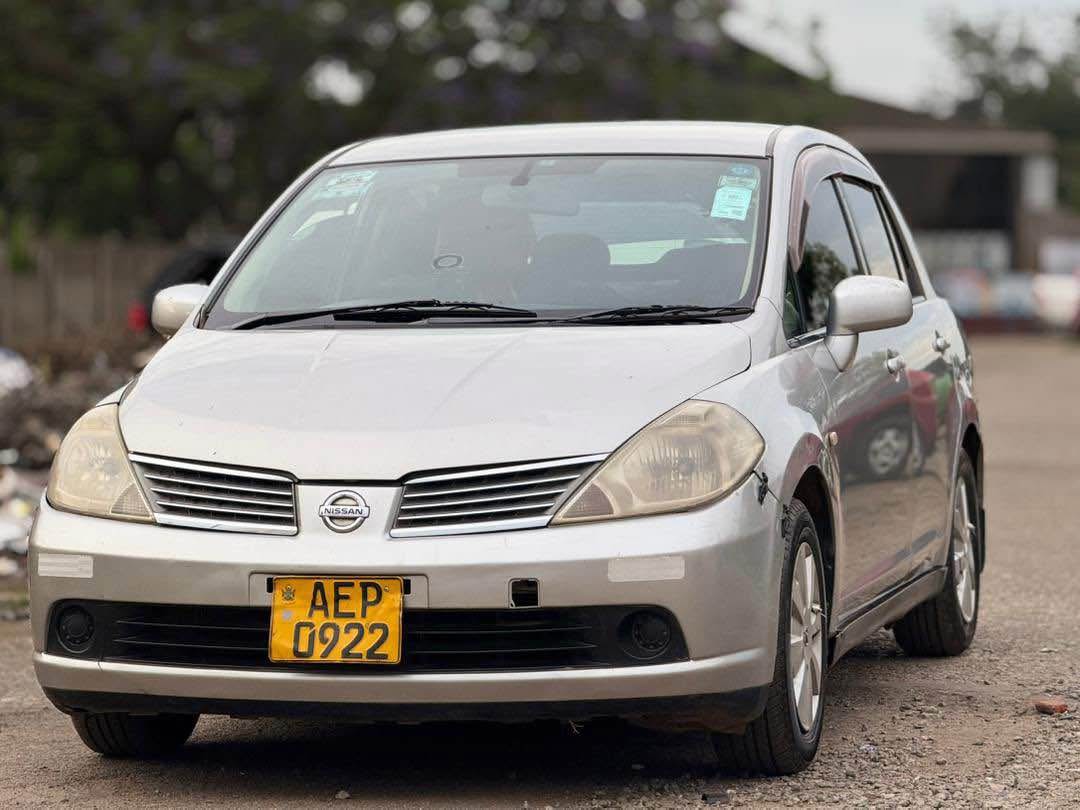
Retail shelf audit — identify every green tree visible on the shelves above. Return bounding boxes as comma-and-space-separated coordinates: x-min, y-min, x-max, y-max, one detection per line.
0, 0, 846, 241
948, 16, 1080, 211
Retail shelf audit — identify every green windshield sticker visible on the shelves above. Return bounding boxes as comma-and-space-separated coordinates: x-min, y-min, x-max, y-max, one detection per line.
710, 184, 753, 220
314, 170, 376, 200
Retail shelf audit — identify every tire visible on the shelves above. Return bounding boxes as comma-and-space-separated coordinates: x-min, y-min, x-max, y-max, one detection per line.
893, 451, 980, 657
713, 499, 828, 775
71, 711, 198, 758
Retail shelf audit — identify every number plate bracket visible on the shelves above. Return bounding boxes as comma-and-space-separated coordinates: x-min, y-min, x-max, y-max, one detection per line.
268, 576, 404, 664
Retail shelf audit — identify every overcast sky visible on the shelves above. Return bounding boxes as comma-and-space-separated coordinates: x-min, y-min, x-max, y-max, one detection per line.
724, 0, 1079, 112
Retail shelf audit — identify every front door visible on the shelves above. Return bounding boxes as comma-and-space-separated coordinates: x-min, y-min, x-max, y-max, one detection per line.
793, 175, 919, 624
818, 324, 917, 621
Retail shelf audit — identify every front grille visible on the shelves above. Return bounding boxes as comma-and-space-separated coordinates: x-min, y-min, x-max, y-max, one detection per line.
130, 454, 297, 536
47, 601, 688, 673
392, 455, 604, 537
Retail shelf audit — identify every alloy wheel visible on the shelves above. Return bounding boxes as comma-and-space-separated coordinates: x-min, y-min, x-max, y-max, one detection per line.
953, 479, 978, 623
789, 542, 825, 732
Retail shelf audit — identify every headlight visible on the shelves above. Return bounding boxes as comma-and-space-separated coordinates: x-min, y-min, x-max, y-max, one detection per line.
47, 404, 152, 522
552, 400, 764, 525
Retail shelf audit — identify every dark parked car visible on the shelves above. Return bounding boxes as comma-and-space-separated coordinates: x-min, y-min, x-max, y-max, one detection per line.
127, 243, 235, 334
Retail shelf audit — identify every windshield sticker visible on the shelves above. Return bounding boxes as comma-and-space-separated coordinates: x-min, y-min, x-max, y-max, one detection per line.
728, 163, 757, 177
719, 175, 758, 191
710, 185, 753, 220
314, 170, 376, 200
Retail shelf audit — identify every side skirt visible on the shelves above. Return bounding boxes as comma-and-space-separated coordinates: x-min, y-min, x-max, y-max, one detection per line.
829, 568, 947, 664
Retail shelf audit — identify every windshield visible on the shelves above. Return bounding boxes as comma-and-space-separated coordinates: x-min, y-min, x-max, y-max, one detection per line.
205, 155, 769, 328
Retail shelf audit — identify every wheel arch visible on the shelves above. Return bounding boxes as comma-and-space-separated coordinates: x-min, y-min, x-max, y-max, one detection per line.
960, 422, 985, 572
788, 465, 838, 628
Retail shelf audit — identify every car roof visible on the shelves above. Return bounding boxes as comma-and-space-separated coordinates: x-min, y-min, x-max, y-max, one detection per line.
330, 121, 783, 165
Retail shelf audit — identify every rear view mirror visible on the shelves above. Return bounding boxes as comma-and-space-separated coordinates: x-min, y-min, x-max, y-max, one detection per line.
151, 284, 209, 338
825, 275, 913, 371
481, 185, 580, 216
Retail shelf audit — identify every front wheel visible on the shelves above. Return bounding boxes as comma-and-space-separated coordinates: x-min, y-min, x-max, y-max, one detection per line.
713, 499, 827, 775
72, 711, 198, 758
893, 451, 980, 656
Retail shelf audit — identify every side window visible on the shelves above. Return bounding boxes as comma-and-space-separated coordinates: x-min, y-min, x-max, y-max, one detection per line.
783, 267, 802, 338
841, 180, 901, 281
797, 180, 861, 332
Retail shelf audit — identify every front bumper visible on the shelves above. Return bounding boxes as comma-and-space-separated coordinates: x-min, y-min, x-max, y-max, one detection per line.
30, 476, 782, 722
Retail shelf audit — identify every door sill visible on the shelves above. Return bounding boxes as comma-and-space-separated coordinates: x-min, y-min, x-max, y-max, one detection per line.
830, 568, 946, 663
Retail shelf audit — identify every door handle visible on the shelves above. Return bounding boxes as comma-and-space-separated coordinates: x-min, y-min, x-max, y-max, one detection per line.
933, 332, 951, 353
885, 351, 906, 375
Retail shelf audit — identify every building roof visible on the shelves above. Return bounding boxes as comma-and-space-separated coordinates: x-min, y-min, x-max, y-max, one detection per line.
840, 126, 1055, 156
827, 88, 1055, 156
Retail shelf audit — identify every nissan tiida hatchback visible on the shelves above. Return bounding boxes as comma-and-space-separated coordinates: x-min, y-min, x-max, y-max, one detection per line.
31, 123, 984, 775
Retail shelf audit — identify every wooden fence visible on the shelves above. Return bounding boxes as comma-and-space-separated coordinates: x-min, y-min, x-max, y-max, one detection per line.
0, 238, 175, 353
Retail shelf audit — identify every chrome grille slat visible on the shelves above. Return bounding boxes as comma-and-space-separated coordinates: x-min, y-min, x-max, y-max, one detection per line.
401, 472, 583, 499
391, 454, 603, 537
143, 472, 291, 497
395, 500, 559, 522
405, 454, 606, 484
153, 500, 294, 519
149, 486, 293, 509
130, 454, 293, 482
408, 465, 589, 485
130, 454, 297, 536
397, 486, 567, 511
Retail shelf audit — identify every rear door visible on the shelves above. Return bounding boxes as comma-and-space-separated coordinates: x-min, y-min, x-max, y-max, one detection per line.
795, 176, 917, 623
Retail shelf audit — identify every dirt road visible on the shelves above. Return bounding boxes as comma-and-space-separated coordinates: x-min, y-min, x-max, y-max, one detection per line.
2, 335, 1078, 808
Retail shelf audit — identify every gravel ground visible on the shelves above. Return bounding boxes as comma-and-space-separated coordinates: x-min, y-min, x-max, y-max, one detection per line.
1, 334, 1078, 808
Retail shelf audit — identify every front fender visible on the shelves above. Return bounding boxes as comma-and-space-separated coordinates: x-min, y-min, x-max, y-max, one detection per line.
695, 337, 843, 608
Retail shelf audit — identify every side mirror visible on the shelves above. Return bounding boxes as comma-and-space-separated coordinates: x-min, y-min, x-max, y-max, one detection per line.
824, 275, 913, 371
151, 284, 209, 338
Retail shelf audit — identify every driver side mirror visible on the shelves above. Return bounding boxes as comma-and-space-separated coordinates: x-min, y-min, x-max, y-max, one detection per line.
824, 275, 912, 371
151, 284, 209, 338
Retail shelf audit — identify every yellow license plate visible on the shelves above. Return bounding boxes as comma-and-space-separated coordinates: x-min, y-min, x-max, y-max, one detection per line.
269, 577, 403, 664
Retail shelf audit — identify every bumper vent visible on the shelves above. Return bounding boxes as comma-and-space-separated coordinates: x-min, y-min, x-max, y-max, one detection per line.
47, 601, 689, 673
391, 454, 604, 537
130, 454, 297, 536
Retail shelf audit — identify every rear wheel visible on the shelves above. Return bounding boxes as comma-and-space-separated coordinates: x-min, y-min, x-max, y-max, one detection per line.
713, 499, 827, 775
893, 451, 979, 656
71, 711, 198, 758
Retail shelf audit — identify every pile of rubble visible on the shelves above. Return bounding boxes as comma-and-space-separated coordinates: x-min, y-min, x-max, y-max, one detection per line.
1, 347, 132, 592
0, 465, 39, 577
1, 351, 130, 470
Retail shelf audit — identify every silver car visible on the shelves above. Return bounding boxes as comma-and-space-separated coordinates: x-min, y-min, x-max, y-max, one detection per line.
30, 122, 984, 775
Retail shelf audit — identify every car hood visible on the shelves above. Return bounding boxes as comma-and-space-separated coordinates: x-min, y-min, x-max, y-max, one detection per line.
120, 325, 750, 480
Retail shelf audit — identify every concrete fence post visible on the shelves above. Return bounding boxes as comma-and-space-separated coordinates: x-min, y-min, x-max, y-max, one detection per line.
0, 245, 11, 346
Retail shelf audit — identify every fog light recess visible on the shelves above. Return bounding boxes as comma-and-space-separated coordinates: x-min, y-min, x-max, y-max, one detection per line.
618, 610, 672, 660
56, 606, 95, 654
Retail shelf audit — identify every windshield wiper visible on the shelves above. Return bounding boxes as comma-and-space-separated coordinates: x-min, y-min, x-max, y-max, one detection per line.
561, 304, 755, 324
232, 300, 538, 329
333, 299, 538, 321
